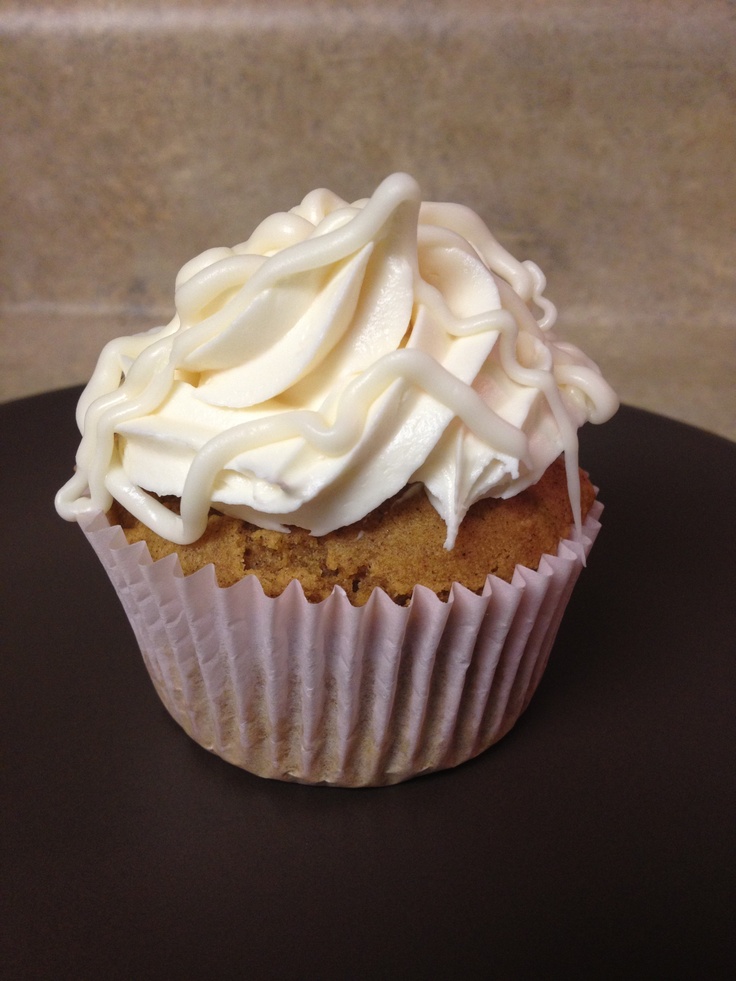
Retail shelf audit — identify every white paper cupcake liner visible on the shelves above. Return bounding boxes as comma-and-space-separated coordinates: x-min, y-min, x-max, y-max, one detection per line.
78, 500, 602, 787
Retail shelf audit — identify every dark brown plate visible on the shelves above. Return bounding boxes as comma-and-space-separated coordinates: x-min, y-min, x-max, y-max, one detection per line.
2, 388, 735, 978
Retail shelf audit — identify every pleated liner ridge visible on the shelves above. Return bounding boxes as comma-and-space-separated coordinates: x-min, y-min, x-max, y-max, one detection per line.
79, 501, 602, 787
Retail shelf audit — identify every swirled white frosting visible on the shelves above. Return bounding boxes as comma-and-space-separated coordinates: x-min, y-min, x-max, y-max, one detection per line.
56, 173, 618, 548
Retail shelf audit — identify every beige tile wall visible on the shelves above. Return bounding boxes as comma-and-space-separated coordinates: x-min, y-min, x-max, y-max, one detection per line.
1, 0, 734, 439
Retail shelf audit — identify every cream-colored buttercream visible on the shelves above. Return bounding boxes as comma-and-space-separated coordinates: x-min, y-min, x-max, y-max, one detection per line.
56, 173, 618, 547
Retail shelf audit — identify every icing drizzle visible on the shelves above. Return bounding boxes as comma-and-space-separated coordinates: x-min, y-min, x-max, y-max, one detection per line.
56, 173, 618, 547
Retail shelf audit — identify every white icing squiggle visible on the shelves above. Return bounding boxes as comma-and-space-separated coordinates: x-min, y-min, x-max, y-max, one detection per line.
56, 173, 618, 547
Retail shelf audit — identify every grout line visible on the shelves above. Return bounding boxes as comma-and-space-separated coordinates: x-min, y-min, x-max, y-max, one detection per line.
1, 300, 171, 319
0, 4, 454, 38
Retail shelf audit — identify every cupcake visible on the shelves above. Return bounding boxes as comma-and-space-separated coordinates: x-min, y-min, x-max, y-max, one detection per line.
56, 173, 618, 786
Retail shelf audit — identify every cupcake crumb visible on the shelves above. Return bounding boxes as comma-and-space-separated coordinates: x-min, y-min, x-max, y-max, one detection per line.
110, 457, 594, 605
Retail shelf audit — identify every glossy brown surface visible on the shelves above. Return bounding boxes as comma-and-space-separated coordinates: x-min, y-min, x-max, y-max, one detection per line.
2, 388, 735, 977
